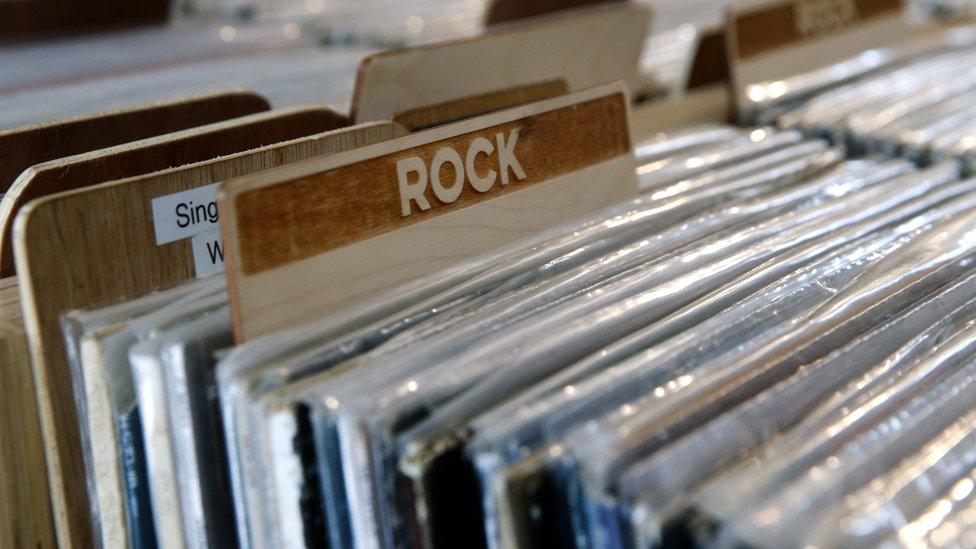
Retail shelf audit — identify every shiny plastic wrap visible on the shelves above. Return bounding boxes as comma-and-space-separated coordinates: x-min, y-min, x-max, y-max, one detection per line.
769, 30, 976, 173
207, 124, 976, 549
465, 176, 976, 548
144, 309, 235, 549
632, 125, 744, 164
438, 157, 940, 446
748, 27, 976, 126
218, 127, 822, 548
888, 467, 976, 547
252, 145, 849, 549
559, 189, 976, 547
476, 163, 960, 450
697, 331, 976, 548
69, 277, 226, 548
488, 177, 976, 548
61, 276, 223, 549
621, 269, 976, 545
637, 129, 802, 192
864, 89, 976, 161
783, 50, 976, 139
312, 161, 957, 548
803, 408, 976, 548
129, 290, 229, 547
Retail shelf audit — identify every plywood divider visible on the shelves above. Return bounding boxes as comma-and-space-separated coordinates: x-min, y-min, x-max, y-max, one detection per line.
0, 105, 349, 278
222, 83, 638, 342
351, 4, 649, 123
14, 121, 401, 549
725, 0, 910, 120
0, 277, 53, 549
0, 0, 171, 42
0, 90, 270, 192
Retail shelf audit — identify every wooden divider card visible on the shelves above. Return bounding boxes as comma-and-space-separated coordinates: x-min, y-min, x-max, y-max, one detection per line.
351, 4, 649, 125
0, 106, 348, 278
14, 121, 401, 549
0, 90, 269, 195
0, 90, 268, 549
725, 0, 909, 119
0, 276, 51, 549
222, 83, 638, 342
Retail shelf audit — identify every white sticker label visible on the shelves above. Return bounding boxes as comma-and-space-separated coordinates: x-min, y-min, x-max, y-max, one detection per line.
191, 230, 225, 277
151, 182, 221, 245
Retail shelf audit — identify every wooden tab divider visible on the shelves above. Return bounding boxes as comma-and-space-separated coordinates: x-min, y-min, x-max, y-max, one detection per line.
221, 83, 638, 343
0, 90, 270, 194
351, 4, 650, 125
0, 105, 348, 278
725, 0, 911, 119
13, 121, 401, 549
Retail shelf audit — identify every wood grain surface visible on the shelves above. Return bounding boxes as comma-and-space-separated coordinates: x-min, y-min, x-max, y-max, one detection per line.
484, 0, 625, 25
725, 0, 910, 117
733, 0, 904, 59
0, 277, 54, 549
351, 4, 649, 122
222, 83, 637, 341
0, 105, 348, 278
0, 90, 269, 193
0, 0, 171, 42
237, 94, 629, 275
392, 80, 568, 131
13, 121, 400, 549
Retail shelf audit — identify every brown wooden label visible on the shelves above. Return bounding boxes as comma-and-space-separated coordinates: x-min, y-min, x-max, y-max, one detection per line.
688, 28, 730, 89
0, 0, 170, 41
735, 0, 904, 59
485, 0, 625, 25
234, 92, 630, 275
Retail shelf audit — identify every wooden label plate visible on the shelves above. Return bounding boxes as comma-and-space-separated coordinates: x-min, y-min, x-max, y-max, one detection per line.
392, 80, 569, 132
222, 83, 638, 342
